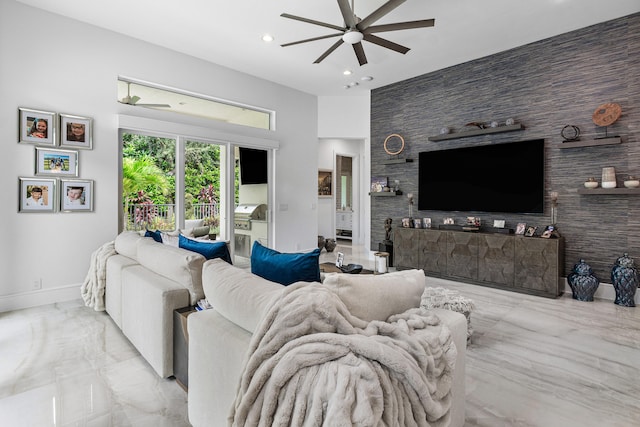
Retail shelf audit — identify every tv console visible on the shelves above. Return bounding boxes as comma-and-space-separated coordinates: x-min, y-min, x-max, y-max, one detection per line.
394, 227, 564, 298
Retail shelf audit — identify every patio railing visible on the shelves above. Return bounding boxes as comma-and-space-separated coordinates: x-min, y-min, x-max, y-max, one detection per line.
125, 203, 218, 231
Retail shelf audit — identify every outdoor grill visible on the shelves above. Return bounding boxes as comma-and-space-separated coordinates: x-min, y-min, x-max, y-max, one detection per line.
234, 204, 267, 230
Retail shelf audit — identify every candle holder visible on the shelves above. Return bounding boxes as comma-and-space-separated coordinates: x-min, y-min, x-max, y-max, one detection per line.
374, 252, 389, 274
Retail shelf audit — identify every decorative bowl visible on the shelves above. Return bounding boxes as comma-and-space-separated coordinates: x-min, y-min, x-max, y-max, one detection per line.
624, 180, 640, 188
584, 180, 599, 189
339, 263, 363, 274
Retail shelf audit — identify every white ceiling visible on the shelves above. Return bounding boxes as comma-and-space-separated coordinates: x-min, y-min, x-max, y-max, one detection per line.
16, 0, 640, 97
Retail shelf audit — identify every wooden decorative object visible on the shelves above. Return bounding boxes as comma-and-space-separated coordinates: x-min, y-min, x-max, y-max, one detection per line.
383, 133, 405, 156
592, 102, 621, 127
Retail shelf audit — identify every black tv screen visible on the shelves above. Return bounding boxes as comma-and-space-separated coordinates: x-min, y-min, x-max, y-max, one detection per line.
418, 139, 544, 214
239, 147, 268, 185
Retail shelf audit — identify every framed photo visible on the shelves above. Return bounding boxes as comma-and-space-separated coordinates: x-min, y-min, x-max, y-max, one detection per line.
443, 217, 454, 225
541, 225, 555, 239
35, 147, 78, 177
60, 179, 94, 212
493, 219, 506, 228
524, 226, 537, 237
19, 107, 56, 146
60, 113, 92, 149
318, 169, 332, 197
18, 177, 56, 213
423, 218, 432, 229
336, 252, 344, 268
515, 222, 526, 235
370, 176, 388, 193
402, 217, 412, 228
413, 218, 423, 228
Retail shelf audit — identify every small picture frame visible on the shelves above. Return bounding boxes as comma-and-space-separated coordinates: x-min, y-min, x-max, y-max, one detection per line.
60, 179, 94, 212
524, 226, 537, 237
60, 113, 92, 149
443, 218, 454, 225
336, 252, 345, 268
19, 177, 57, 213
35, 147, 78, 177
318, 169, 332, 197
493, 219, 506, 228
423, 218, 432, 229
515, 223, 527, 235
370, 176, 388, 193
540, 225, 555, 239
402, 217, 413, 228
19, 107, 56, 146
413, 218, 423, 228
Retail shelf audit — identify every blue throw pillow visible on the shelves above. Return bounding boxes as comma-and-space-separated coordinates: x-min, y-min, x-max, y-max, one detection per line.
179, 235, 232, 264
250, 241, 320, 286
144, 229, 163, 243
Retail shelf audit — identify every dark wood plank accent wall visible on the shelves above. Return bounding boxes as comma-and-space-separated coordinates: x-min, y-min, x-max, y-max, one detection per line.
370, 12, 640, 282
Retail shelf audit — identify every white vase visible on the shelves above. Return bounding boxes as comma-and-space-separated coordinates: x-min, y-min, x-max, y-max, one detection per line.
602, 167, 617, 188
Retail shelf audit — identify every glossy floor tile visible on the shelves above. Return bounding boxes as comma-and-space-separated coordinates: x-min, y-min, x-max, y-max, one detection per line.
1, 241, 639, 426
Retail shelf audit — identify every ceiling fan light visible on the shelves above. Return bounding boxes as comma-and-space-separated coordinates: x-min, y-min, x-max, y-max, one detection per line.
342, 30, 363, 45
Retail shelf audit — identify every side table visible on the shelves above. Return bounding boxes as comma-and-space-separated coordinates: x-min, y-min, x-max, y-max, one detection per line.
173, 305, 198, 391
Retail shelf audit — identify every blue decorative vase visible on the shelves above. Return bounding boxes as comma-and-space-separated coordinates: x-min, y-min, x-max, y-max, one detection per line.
567, 259, 599, 301
610, 253, 638, 307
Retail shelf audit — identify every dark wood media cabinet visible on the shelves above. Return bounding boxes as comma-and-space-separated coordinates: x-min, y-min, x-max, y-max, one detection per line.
394, 228, 564, 298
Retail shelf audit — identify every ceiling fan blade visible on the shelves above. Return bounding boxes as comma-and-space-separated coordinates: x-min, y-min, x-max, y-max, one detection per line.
363, 33, 410, 54
281, 33, 343, 47
281, 13, 345, 32
129, 95, 141, 104
337, 0, 357, 28
365, 19, 435, 34
353, 42, 368, 66
313, 39, 344, 64
357, 0, 406, 30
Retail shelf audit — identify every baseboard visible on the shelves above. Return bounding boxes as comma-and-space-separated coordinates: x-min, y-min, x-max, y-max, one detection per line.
0, 283, 81, 313
562, 278, 639, 304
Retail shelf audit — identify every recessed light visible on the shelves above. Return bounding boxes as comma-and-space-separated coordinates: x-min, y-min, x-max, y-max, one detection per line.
343, 69, 353, 76
261, 34, 274, 43
361, 76, 373, 82
348, 81, 359, 87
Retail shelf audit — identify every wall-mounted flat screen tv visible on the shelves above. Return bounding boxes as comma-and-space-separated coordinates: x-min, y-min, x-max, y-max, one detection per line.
239, 147, 268, 185
418, 139, 544, 214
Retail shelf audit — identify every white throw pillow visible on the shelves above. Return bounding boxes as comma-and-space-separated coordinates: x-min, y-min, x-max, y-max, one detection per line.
114, 231, 143, 260
323, 269, 426, 322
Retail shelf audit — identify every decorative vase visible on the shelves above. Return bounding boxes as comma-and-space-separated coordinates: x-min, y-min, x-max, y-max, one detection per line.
602, 167, 617, 189
317, 236, 326, 250
567, 259, 599, 301
324, 238, 337, 252
611, 253, 638, 307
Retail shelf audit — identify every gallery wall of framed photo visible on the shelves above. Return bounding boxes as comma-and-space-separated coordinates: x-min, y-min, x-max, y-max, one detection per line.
18, 107, 95, 213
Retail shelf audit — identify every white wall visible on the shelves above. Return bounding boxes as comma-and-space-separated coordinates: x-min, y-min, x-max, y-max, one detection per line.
0, 1, 318, 311
317, 95, 371, 248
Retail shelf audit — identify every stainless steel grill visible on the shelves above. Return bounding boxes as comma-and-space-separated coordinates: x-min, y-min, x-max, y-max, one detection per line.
234, 204, 267, 230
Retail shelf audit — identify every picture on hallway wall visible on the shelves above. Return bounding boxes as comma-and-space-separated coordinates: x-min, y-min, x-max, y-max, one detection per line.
60, 113, 93, 149
60, 179, 94, 212
318, 170, 332, 197
18, 177, 57, 213
19, 107, 56, 146
35, 147, 78, 177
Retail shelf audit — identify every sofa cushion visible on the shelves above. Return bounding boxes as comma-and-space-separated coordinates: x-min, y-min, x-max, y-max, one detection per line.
179, 234, 232, 264
144, 229, 163, 243
114, 231, 143, 260
250, 241, 321, 286
202, 259, 284, 333
322, 269, 426, 322
136, 238, 206, 305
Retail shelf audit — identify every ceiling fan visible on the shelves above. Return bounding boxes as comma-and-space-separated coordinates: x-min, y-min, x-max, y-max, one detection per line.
280, 0, 434, 66
119, 82, 171, 108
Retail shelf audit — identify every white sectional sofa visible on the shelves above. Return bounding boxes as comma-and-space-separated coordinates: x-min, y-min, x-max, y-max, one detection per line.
105, 231, 206, 378
188, 259, 467, 427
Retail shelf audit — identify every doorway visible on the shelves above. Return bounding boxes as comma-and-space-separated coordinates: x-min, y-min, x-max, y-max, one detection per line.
335, 154, 357, 243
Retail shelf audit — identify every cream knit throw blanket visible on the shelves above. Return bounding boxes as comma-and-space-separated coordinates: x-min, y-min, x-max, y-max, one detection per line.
231, 282, 456, 427
81, 241, 116, 311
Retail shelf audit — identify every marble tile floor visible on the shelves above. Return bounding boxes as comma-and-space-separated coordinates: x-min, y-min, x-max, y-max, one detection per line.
2, 241, 640, 426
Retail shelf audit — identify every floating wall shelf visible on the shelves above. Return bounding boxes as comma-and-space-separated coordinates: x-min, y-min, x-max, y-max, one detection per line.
558, 137, 622, 149
369, 192, 399, 197
577, 187, 640, 195
380, 158, 413, 165
428, 123, 524, 142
